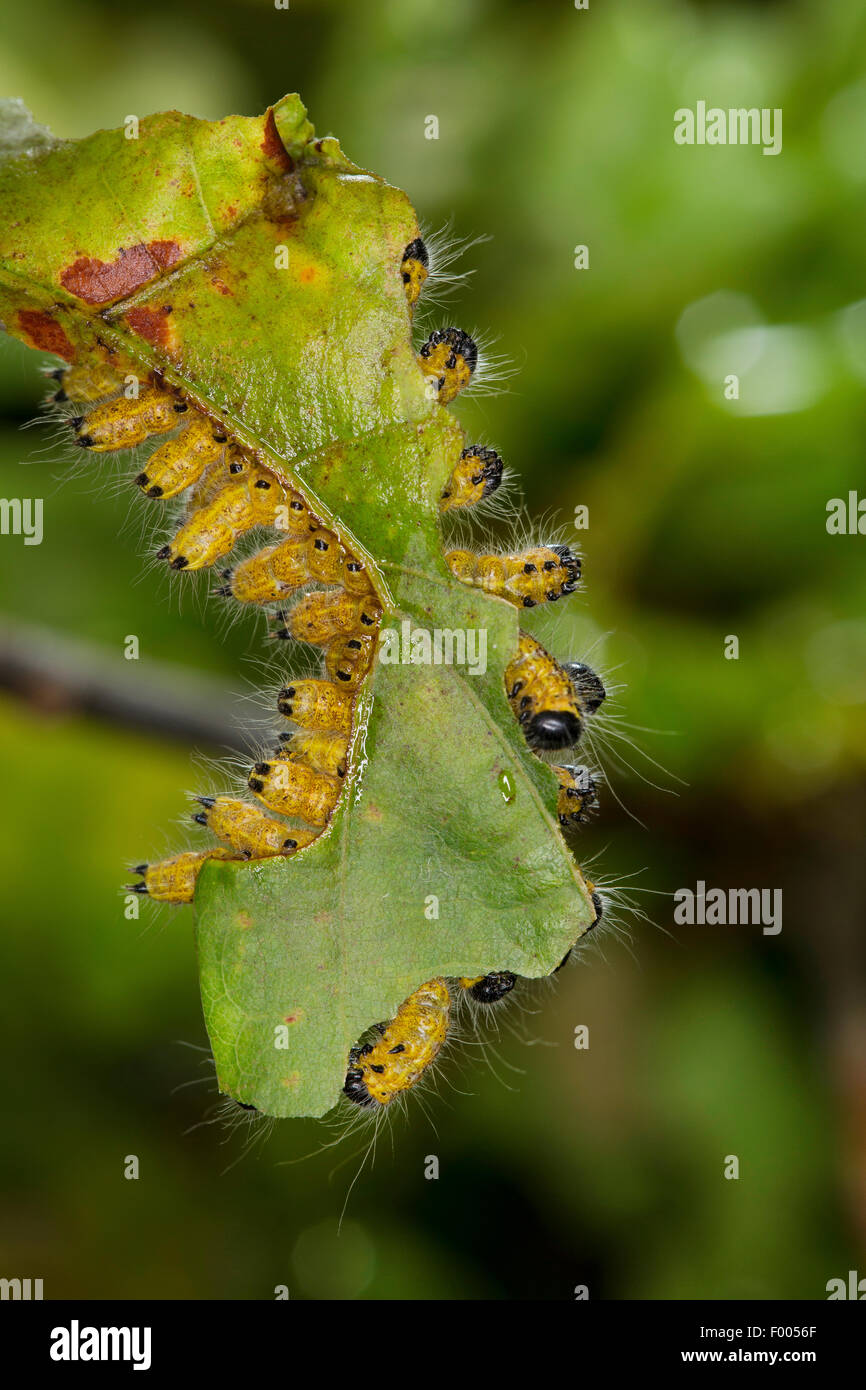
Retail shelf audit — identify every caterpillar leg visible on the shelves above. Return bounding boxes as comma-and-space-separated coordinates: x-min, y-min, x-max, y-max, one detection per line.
445, 544, 580, 608
127, 847, 238, 904
73, 387, 187, 451
458, 971, 517, 1003
192, 797, 317, 857
418, 327, 477, 404
401, 237, 429, 308
440, 445, 503, 511
343, 978, 451, 1108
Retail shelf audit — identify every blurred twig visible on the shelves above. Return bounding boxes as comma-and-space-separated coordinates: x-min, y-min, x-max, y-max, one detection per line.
0, 618, 250, 752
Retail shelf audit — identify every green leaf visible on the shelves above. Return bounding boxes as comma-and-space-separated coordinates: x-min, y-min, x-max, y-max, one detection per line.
0, 96, 593, 1117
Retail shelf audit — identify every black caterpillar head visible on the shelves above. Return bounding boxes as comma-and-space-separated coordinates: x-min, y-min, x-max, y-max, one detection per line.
401, 237, 429, 307
464, 445, 503, 496
526, 709, 582, 751
468, 971, 517, 1004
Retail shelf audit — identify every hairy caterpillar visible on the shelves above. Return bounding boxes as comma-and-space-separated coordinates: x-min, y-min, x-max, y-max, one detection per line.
0, 95, 613, 1120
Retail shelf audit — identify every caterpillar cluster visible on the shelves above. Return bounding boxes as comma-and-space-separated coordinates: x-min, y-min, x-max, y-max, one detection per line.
46, 225, 607, 1115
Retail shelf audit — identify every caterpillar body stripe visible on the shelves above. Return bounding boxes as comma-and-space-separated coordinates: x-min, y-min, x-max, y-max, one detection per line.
0, 96, 614, 1121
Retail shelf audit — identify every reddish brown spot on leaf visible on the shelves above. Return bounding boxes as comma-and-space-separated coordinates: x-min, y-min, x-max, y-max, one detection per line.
60, 241, 183, 306
261, 108, 294, 172
125, 305, 176, 351
211, 277, 233, 297
16, 310, 76, 361
283, 1010, 304, 1026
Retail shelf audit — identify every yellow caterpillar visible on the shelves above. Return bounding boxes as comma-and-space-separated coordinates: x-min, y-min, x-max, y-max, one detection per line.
273, 590, 381, 648
342, 970, 538, 1109
192, 796, 317, 858
445, 544, 581, 609
418, 326, 478, 404
554, 764, 598, 828
127, 847, 239, 904
73, 385, 187, 451
400, 237, 429, 308
157, 454, 288, 571
136, 413, 228, 499
50, 361, 123, 404
343, 978, 451, 1107
440, 445, 504, 512
276, 730, 350, 780
247, 756, 341, 826
505, 633, 597, 750
277, 679, 355, 734
325, 632, 378, 687
221, 531, 371, 605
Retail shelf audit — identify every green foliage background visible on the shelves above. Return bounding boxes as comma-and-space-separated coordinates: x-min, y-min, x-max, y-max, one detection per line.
0, 0, 864, 1298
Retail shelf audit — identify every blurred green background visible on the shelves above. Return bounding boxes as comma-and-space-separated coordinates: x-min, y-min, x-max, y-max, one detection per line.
1, 0, 865, 1300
